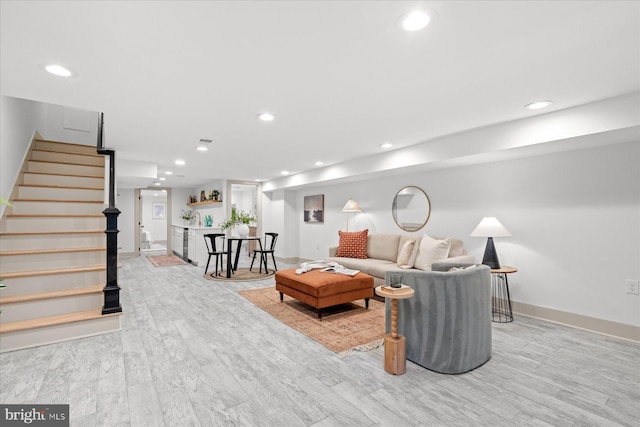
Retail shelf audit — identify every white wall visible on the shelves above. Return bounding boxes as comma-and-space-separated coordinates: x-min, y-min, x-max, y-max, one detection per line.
116, 188, 135, 253
282, 142, 639, 327
0, 96, 46, 216
43, 104, 98, 146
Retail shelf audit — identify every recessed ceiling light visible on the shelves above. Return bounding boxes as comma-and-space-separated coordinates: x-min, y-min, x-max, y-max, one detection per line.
45, 64, 72, 77
161, 189, 167, 193
525, 100, 553, 110
196, 146, 208, 152
258, 112, 275, 122
154, 182, 161, 186
281, 170, 289, 175
254, 178, 262, 182
165, 171, 173, 175
175, 159, 185, 165
380, 143, 393, 149
315, 161, 324, 166
159, 177, 166, 181
401, 10, 431, 31
153, 193, 159, 196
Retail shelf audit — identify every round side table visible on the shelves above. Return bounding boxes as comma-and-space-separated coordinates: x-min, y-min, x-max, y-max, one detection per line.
375, 285, 415, 375
490, 266, 517, 323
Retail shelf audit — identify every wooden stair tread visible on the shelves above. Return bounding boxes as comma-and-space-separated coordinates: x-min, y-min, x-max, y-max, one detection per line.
32, 148, 102, 159
0, 285, 104, 305
0, 246, 106, 256
0, 309, 121, 334
0, 265, 106, 279
0, 230, 104, 236
36, 138, 97, 147
24, 171, 105, 179
28, 159, 104, 168
19, 183, 103, 190
6, 213, 103, 218
12, 198, 105, 204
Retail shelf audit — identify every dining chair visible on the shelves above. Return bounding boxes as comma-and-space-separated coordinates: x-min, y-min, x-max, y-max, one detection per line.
250, 232, 278, 274
203, 233, 226, 277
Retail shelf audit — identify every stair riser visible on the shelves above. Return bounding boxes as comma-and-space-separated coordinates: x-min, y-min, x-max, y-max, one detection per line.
35, 141, 96, 156
24, 173, 105, 188
0, 270, 104, 296
0, 294, 103, 323
11, 200, 105, 215
0, 315, 120, 353
0, 233, 105, 251
18, 186, 104, 201
3, 216, 105, 232
0, 251, 105, 273
27, 161, 104, 177
31, 150, 104, 166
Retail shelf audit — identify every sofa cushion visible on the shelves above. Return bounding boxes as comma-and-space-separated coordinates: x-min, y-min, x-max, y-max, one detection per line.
448, 237, 466, 257
396, 239, 416, 268
367, 233, 400, 261
335, 229, 368, 258
368, 262, 408, 279
414, 235, 451, 270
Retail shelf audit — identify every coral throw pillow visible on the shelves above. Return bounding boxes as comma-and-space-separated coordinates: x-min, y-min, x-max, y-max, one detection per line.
335, 229, 369, 259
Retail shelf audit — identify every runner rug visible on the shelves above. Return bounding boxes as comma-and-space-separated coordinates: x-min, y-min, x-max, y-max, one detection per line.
239, 286, 385, 354
147, 254, 187, 267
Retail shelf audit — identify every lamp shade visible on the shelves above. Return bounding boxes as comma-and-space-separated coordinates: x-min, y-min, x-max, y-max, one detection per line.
342, 198, 362, 212
470, 217, 512, 237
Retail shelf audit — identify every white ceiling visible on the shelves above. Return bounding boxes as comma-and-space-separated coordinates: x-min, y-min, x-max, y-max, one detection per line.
2, 1, 639, 189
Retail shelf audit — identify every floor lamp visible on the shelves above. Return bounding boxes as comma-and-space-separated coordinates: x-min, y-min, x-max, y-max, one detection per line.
470, 217, 512, 269
342, 198, 362, 231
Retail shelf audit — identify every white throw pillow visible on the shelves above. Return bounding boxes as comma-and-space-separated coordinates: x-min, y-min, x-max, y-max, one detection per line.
396, 239, 416, 269
414, 235, 451, 271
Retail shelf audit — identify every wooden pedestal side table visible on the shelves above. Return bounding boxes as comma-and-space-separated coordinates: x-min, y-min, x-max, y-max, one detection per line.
375, 285, 415, 375
491, 266, 517, 323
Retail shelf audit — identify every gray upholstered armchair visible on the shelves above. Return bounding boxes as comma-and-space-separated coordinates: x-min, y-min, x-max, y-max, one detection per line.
384, 263, 492, 374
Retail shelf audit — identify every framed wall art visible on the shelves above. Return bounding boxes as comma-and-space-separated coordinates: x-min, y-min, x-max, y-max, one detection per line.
304, 195, 324, 223
152, 202, 166, 219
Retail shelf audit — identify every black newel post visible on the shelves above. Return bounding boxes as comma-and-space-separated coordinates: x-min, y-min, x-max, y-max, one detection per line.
102, 205, 122, 314
97, 113, 122, 314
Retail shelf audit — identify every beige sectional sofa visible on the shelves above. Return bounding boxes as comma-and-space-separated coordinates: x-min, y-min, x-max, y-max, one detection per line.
327, 233, 475, 286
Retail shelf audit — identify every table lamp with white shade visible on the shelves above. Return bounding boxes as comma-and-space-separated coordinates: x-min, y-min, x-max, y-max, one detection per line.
470, 217, 512, 269
342, 198, 362, 231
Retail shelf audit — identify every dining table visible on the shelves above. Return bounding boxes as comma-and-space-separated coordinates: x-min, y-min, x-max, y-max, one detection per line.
225, 236, 263, 278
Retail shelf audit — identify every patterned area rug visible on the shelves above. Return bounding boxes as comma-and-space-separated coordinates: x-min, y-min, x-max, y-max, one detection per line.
203, 267, 275, 282
147, 254, 187, 267
239, 286, 385, 354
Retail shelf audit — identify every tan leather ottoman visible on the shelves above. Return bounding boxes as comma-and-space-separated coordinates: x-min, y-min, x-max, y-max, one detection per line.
275, 268, 374, 319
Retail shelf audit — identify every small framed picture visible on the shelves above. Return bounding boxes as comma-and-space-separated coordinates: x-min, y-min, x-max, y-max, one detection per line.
152, 202, 166, 219
304, 195, 324, 223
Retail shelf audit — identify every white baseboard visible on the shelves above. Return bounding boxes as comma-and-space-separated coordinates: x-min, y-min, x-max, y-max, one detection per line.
512, 301, 639, 343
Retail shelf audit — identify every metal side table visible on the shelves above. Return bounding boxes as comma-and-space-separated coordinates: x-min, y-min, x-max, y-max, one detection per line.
490, 266, 517, 323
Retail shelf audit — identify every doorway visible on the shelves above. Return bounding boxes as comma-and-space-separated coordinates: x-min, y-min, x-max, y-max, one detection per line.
136, 188, 171, 255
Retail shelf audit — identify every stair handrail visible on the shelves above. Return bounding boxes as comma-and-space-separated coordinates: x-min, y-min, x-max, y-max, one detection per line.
96, 112, 122, 315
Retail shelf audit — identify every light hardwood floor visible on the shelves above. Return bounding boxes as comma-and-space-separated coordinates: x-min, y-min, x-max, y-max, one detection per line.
1, 255, 639, 426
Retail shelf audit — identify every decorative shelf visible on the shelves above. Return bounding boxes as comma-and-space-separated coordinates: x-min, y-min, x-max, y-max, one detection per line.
187, 200, 222, 207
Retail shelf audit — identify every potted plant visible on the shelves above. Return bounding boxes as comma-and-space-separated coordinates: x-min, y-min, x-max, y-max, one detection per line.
219, 210, 256, 237
212, 189, 220, 201
180, 209, 196, 225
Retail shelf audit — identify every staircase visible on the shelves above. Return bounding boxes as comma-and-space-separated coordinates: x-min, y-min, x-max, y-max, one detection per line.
0, 139, 121, 352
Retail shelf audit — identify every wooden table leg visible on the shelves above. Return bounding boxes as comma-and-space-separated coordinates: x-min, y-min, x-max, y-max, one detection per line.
384, 299, 406, 375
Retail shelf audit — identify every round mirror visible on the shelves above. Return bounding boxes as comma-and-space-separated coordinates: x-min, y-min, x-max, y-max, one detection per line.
392, 186, 431, 232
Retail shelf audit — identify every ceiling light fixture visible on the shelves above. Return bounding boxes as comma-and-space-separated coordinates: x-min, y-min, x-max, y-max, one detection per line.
175, 159, 185, 166
401, 10, 431, 31
165, 171, 173, 175
315, 161, 324, 166
159, 177, 166, 181
45, 64, 72, 77
281, 170, 289, 175
258, 112, 275, 122
196, 138, 212, 152
525, 100, 553, 110
196, 146, 208, 152
380, 143, 393, 149
154, 182, 161, 186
